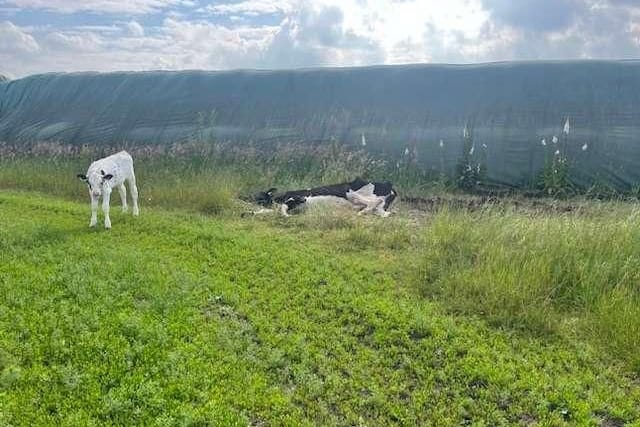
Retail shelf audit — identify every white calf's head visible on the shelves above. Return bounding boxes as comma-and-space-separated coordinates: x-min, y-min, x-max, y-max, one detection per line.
77, 169, 113, 197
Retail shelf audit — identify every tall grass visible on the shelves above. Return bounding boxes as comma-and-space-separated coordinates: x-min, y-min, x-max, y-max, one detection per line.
0, 141, 440, 214
421, 206, 640, 371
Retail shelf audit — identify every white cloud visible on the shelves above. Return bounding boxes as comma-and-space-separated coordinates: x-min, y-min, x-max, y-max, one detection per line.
73, 25, 122, 33
44, 31, 102, 52
317, 0, 489, 59
126, 20, 145, 37
158, 18, 277, 68
0, 20, 39, 53
0, 0, 189, 14
206, 0, 294, 16
259, 3, 384, 68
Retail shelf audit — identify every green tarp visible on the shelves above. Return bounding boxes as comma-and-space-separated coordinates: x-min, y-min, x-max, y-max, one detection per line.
1, 61, 639, 188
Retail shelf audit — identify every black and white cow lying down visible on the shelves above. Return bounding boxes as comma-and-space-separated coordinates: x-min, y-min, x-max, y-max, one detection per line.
252, 178, 398, 217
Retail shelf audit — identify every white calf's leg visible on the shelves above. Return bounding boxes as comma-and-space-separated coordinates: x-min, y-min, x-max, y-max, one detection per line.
280, 203, 290, 217
102, 189, 112, 229
129, 175, 139, 216
90, 194, 99, 227
118, 184, 128, 212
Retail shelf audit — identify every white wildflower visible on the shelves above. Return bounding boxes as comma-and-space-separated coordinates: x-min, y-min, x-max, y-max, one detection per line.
541, 138, 546, 146
439, 139, 444, 148
482, 143, 487, 149
582, 143, 588, 151
404, 147, 410, 156
554, 149, 560, 156
563, 118, 570, 135
361, 133, 366, 147
469, 145, 475, 155
552, 135, 558, 144
463, 125, 470, 139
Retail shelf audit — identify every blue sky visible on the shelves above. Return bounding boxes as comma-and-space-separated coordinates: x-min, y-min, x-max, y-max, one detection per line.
1, 0, 640, 78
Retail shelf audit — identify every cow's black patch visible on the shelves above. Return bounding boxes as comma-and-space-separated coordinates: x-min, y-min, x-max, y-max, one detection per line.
383, 189, 398, 210
372, 181, 394, 197
283, 195, 307, 211
253, 188, 278, 207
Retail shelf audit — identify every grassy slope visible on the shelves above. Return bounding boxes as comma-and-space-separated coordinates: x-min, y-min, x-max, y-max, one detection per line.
1, 191, 639, 426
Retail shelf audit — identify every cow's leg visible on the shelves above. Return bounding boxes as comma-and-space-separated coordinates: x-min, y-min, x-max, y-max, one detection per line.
355, 198, 375, 215
347, 191, 372, 214
352, 201, 368, 213
103, 188, 112, 229
90, 194, 99, 227
359, 198, 384, 215
382, 191, 397, 215
375, 199, 391, 217
118, 184, 128, 212
280, 203, 290, 217
129, 174, 139, 216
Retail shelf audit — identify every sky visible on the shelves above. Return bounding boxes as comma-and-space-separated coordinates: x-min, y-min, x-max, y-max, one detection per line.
1, 0, 640, 78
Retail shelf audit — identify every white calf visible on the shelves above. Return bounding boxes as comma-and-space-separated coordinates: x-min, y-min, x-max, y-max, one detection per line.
77, 150, 139, 228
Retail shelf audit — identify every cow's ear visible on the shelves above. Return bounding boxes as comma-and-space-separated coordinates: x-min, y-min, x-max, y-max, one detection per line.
267, 188, 277, 195
77, 174, 87, 181
103, 174, 113, 180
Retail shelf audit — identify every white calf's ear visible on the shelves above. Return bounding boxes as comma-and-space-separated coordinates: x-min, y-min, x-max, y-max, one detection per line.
77, 174, 87, 181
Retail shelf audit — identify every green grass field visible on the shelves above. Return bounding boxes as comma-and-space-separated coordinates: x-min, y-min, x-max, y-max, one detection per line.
1, 187, 640, 426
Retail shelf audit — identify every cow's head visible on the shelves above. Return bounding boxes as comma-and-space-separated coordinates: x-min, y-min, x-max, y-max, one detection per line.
77, 169, 113, 197
254, 188, 277, 207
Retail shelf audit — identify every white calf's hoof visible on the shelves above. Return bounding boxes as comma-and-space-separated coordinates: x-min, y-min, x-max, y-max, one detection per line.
133, 208, 139, 216
105, 221, 111, 229
122, 207, 129, 213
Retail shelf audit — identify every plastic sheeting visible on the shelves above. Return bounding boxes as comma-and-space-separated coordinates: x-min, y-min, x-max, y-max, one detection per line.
1, 61, 640, 188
